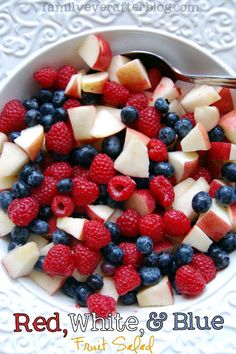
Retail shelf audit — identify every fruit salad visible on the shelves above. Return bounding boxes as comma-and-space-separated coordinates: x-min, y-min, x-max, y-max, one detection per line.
1, 33, 236, 318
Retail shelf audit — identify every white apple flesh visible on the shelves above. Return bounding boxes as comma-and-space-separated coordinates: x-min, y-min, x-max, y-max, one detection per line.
0, 209, 15, 237
0, 176, 17, 191
29, 270, 65, 295
168, 151, 199, 183
182, 225, 212, 252
227, 202, 236, 232
14, 125, 44, 161
181, 123, 211, 152
149, 77, 180, 106
28, 234, 49, 250
219, 110, 236, 144
169, 99, 186, 116
91, 106, 125, 139
56, 217, 88, 240
98, 276, 119, 301
124, 189, 156, 216
82, 72, 108, 94
137, 276, 174, 307
0, 132, 7, 154
68, 105, 96, 141
174, 177, 195, 200
124, 127, 150, 149
65, 73, 82, 98
86, 204, 114, 223
181, 85, 221, 112
0, 142, 29, 177
194, 106, 220, 132
107, 55, 131, 83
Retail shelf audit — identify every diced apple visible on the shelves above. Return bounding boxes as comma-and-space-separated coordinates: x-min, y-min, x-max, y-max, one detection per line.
14, 125, 44, 161
72, 269, 87, 282
68, 105, 96, 141
194, 106, 220, 132
65, 73, 82, 98
174, 177, 195, 200
28, 234, 49, 250
29, 270, 65, 295
86, 204, 114, 223
107, 209, 123, 223
181, 85, 221, 112
168, 151, 199, 183
91, 106, 125, 139
78, 34, 112, 71
124, 189, 155, 216
212, 88, 233, 115
149, 77, 179, 106
169, 99, 186, 116
0, 142, 29, 177
154, 239, 174, 253
207, 142, 236, 161
219, 110, 236, 144
0, 209, 15, 237
196, 199, 232, 241
0, 132, 7, 154
2, 242, 39, 279
114, 137, 149, 178
209, 179, 227, 198
108, 55, 131, 83
181, 123, 211, 152
175, 80, 194, 98
56, 217, 88, 240
98, 276, 119, 301
82, 72, 108, 94
227, 202, 236, 231
124, 127, 150, 149
182, 225, 212, 252
116, 59, 151, 93
0, 176, 17, 191
40, 242, 54, 256
208, 160, 225, 179
137, 276, 174, 307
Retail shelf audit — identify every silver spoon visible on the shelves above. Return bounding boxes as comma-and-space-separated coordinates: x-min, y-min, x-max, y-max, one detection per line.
122, 51, 236, 88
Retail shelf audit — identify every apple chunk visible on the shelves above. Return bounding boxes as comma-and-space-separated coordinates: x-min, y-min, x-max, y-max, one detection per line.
65, 73, 82, 98
137, 276, 174, 307
219, 110, 236, 144
29, 270, 65, 295
0, 209, 15, 237
108, 55, 131, 83
14, 125, 44, 161
149, 77, 180, 106
124, 189, 156, 216
82, 72, 108, 94
28, 234, 49, 250
182, 225, 212, 252
181, 123, 211, 152
174, 177, 195, 200
56, 217, 88, 240
0, 142, 29, 177
91, 106, 125, 139
212, 87, 234, 115
124, 127, 150, 149
2, 242, 40, 279
68, 105, 96, 141
86, 204, 114, 223
0, 176, 17, 191
168, 151, 199, 183
0, 132, 7, 154
181, 85, 220, 112
207, 142, 236, 161
194, 106, 220, 132
169, 99, 185, 116
98, 276, 119, 301
227, 202, 236, 231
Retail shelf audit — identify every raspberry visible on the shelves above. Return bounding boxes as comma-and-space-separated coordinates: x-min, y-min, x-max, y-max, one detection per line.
71, 165, 90, 179
8, 197, 39, 226
163, 210, 191, 238
107, 176, 136, 201
139, 214, 164, 243
114, 265, 141, 295
175, 265, 206, 295
45, 122, 74, 155
147, 68, 162, 91
72, 177, 99, 206
149, 176, 174, 208
47, 216, 57, 236
63, 99, 81, 110
56, 65, 77, 90
148, 139, 168, 162
137, 107, 161, 138
126, 93, 148, 111
44, 162, 72, 181
180, 112, 196, 127
103, 81, 129, 107
31, 176, 57, 205
73, 242, 101, 275
87, 294, 116, 318
51, 195, 74, 217
116, 209, 140, 238
34, 66, 58, 88
89, 153, 115, 184
119, 242, 142, 267
190, 254, 217, 283
43, 244, 75, 277
41, 153, 54, 170
192, 166, 212, 184
0, 100, 26, 134
84, 220, 111, 250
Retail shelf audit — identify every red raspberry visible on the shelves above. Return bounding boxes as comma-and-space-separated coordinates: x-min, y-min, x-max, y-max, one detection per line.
84, 220, 111, 250
51, 195, 74, 217
116, 209, 140, 238
175, 265, 206, 295
149, 176, 174, 208
34, 66, 58, 88
41, 153, 54, 170
147, 67, 162, 91
103, 81, 129, 107
148, 138, 168, 162
73, 242, 101, 275
114, 265, 141, 295
44, 162, 72, 181
0, 99, 26, 134
31, 176, 57, 205
137, 107, 161, 138
63, 99, 81, 110
46, 122, 74, 155
43, 244, 75, 277
192, 166, 212, 184
56, 65, 77, 89
89, 153, 115, 184
190, 254, 217, 283
163, 209, 191, 238
47, 216, 57, 236
139, 214, 164, 243
126, 93, 148, 111
180, 112, 196, 127
8, 197, 39, 226
72, 177, 99, 206
87, 294, 116, 318
108, 176, 136, 201
71, 165, 90, 179
119, 242, 142, 267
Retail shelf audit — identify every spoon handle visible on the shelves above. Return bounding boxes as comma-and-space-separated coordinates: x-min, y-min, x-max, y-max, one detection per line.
177, 73, 236, 89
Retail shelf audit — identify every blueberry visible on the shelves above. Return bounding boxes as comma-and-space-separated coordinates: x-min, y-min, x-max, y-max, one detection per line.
106, 196, 123, 209
52, 229, 70, 245
144, 252, 159, 267
39, 206, 52, 220
132, 177, 149, 189
213, 251, 230, 270
52, 90, 67, 106
34, 256, 45, 271
120, 291, 137, 305
71, 145, 97, 167
19, 164, 36, 182
12, 180, 30, 198
51, 152, 71, 162
158, 252, 174, 273
81, 92, 102, 105
8, 242, 22, 252
102, 136, 122, 159
139, 266, 161, 286
62, 277, 80, 298
192, 191, 212, 213
172, 280, 182, 295
74, 283, 94, 307
136, 236, 153, 254
153, 162, 175, 178
8, 132, 21, 141
104, 243, 123, 265
207, 243, 222, 258
174, 118, 193, 138
34, 151, 44, 164
24, 109, 41, 127
208, 126, 225, 142
98, 184, 108, 202
101, 261, 117, 276
158, 127, 176, 145
27, 170, 44, 187
40, 103, 55, 115
121, 106, 139, 124
175, 244, 193, 266
219, 232, 236, 253
11, 226, 29, 244
57, 178, 73, 193
87, 274, 103, 291
222, 163, 236, 182
104, 222, 120, 243
23, 98, 39, 110
37, 89, 53, 103
163, 112, 179, 128
40, 114, 54, 131
154, 98, 169, 114
215, 186, 236, 206
0, 191, 14, 211
30, 220, 49, 234
53, 107, 67, 122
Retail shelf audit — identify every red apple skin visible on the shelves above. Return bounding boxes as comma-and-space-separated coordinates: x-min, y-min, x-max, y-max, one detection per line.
182, 159, 199, 181
153, 239, 174, 253
208, 160, 225, 179
65, 75, 81, 98
228, 202, 236, 231
219, 110, 236, 144
124, 189, 156, 216
197, 211, 231, 242
207, 142, 230, 161
209, 179, 225, 198
212, 88, 233, 115
92, 35, 112, 71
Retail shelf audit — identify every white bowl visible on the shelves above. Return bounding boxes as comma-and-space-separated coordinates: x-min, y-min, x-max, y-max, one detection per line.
0, 27, 234, 316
